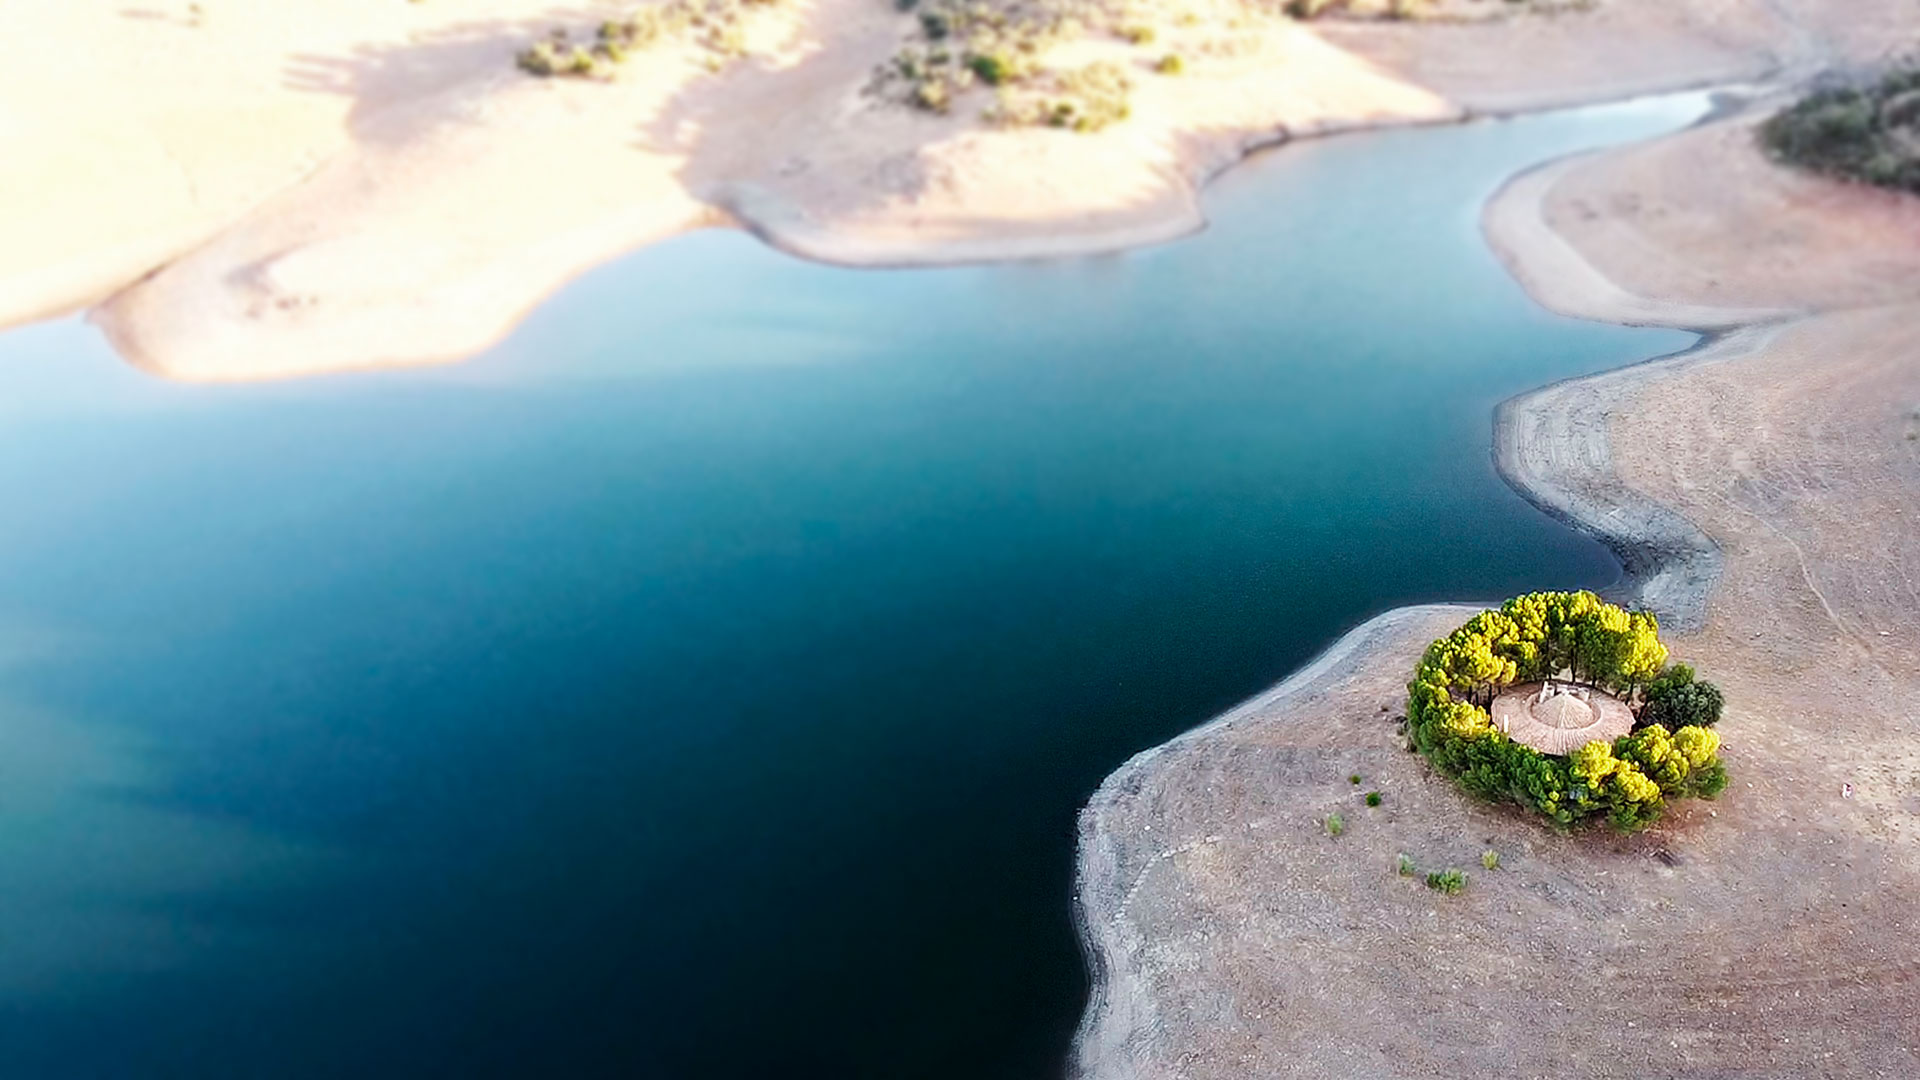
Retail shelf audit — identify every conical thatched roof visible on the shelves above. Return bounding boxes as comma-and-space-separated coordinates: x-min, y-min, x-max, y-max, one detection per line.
1491, 682, 1636, 756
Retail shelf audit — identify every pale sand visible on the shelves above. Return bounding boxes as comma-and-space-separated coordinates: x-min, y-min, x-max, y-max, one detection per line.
1072, 93, 1920, 1080
4, 0, 1900, 379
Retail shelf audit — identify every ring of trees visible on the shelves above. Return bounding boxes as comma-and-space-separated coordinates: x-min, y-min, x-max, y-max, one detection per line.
1406, 591, 1728, 831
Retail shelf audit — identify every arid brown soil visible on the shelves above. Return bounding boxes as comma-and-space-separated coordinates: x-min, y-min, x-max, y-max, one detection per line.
1074, 100, 1920, 1080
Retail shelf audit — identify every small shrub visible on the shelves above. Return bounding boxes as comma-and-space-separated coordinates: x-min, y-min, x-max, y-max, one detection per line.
1481, 850, 1500, 870
1284, 0, 1345, 18
1642, 676, 1723, 730
1396, 852, 1416, 876
968, 51, 1015, 86
1155, 53, 1185, 76
516, 1, 770, 80
1325, 813, 1345, 837
1349, 774, 1362, 785
1761, 69, 1920, 195
1055, 61, 1132, 132
1365, 791, 1382, 807
515, 44, 556, 76
1122, 25, 1155, 45
563, 45, 597, 75
1426, 868, 1466, 894
912, 78, 953, 114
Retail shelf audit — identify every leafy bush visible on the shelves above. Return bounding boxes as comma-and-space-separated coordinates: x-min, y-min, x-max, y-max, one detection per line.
1761, 69, 1920, 195
1325, 813, 1345, 837
1426, 868, 1466, 894
1349, 774, 1362, 785
968, 51, 1016, 87
1481, 850, 1500, 870
1155, 53, 1185, 76
1640, 663, 1724, 729
1365, 791, 1383, 807
1396, 853, 1416, 876
1406, 592, 1728, 831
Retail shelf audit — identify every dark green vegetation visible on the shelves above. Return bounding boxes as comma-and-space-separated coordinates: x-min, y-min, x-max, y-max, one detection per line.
1406, 592, 1728, 831
1425, 868, 1467, 894
1639, 662, 1724, 730
1365, 791, 1383, 807
1761, 68, 1920, 195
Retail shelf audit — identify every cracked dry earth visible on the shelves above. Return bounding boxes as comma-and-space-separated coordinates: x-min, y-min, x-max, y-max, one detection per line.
1072, 119, 1920, 1080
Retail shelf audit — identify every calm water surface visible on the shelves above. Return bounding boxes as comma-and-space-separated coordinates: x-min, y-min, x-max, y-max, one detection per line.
0, 98, 1697, 1077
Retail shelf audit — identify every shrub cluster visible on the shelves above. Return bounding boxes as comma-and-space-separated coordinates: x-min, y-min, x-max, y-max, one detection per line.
1406, 591, 1728, 831
1761, 68, 1920, 195
1640, 662, 1724, 730
873, 0, 1184, 130
515, 0, 783, 79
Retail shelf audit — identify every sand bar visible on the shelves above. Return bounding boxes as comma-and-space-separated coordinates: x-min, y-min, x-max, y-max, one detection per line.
5, 0, 1904, 379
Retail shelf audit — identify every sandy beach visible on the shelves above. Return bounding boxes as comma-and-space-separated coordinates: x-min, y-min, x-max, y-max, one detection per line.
1072, 84, 1920, 1078
4, 0, 1902, 379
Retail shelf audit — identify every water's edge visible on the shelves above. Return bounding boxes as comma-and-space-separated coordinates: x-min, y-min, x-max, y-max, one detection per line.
1066, 98, 1778, 1078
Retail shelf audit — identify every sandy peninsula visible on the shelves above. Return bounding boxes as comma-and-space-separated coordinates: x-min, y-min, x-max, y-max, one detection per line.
1, 0, 1901, 379
1072, 86, 1920, 1080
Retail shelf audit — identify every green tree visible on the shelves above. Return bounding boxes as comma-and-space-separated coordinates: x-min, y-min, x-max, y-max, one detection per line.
1407, 592, 1728, 832
1605, 760, 1664, 831
1643, 679, 1724, 729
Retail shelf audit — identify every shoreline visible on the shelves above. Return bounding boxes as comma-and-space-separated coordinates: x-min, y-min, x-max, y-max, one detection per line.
1069, 104, 1750, 1074
11, 0, 1861, 381
1487, 330, 1745, 634
83, 80, 1742, 384
1069, 603, 1476, 1079
1069, 55, 1920, 1074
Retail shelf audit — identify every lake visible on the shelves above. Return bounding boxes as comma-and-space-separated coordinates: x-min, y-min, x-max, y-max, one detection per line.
0, 96, 1698, 1077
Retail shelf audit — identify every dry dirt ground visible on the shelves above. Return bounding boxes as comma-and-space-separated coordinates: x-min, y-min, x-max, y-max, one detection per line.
1, 0, 1907, 378
1073, 105, 1920, 1079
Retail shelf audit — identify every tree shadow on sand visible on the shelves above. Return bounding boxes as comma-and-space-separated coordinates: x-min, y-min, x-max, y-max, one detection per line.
281, 8, 595, 145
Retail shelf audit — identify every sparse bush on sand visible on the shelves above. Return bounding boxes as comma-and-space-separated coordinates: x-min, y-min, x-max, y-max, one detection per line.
1763, 68, 1920, 194
514, 0, 786, 79
871, 0, 1581, 129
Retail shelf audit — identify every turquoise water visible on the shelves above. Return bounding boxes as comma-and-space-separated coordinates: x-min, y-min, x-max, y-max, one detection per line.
0, 97, 1696, 1077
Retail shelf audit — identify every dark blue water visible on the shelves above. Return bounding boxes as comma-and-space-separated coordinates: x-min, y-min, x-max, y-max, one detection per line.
0, 98, 1697, 1078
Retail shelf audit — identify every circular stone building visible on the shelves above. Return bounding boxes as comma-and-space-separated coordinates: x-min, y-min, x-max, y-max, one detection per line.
1490, 681, 1636, 756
